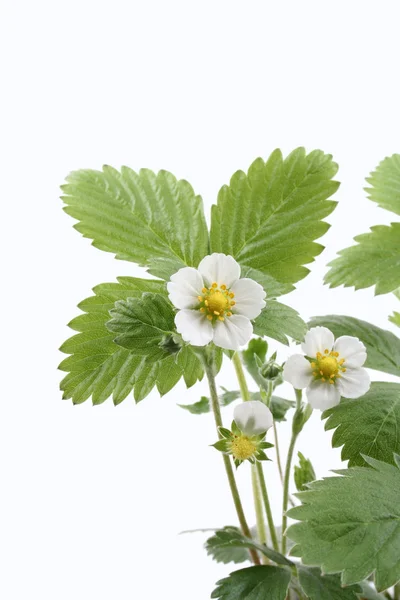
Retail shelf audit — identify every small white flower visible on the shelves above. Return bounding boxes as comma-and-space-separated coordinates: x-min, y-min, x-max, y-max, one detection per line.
167, 253, 266, 350
234, 401, 273, 436
283, 326, 370, 410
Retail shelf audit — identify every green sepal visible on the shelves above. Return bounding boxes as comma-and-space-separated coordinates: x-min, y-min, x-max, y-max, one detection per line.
219, 427, 233, 439
212, 440, 229, 452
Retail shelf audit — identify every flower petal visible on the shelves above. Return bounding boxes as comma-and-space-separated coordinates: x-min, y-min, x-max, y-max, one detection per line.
283, 354, 313, 389
301, 326, 334, 357
175, 309, 213, 346
334, 335, 367, 368
306, 380, 341, 410
234, 401, 273, 436
230, 278, 266, 319
338, 367, 370, 399
213, 315, 252, 350
167, 267, 204, 309
198, 253, 240, 288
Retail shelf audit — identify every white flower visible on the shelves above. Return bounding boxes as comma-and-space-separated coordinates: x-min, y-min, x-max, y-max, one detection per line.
167, 253, 266, 350
234, 401, 273, 436
283, 326, 370, 410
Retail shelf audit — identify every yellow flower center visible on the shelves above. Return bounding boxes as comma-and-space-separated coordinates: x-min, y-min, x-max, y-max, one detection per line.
230, 436, 257, 461
197, 282, 236, 322
311, 350, 346, 384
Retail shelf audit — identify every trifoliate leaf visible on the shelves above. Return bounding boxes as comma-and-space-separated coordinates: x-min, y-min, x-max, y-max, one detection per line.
308, 315, 400, 377
59, 278, 202, 404
211, 565, 291, 600
298, 566, 362, 600
107, 293, 176, 358
206, 526, 294, 567
323, 382, 400, 467
365, 154, 400, 216
61, 167, 209, 280
325, 224, 400, 295
287, 456, 400, 591
254, 300, 307, 345
210, 148, 339, 285
294, 452, 316, 491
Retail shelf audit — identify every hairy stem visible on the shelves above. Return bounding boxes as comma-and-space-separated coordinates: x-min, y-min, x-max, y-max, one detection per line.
256, 461, 280, 551
281, 389, 303, 555
203, 357, 260, 565
251, 465, 268, 563
232, 351, 251, 401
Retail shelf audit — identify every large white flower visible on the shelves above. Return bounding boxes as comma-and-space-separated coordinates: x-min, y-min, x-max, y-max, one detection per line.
167, 253, 266, 350
234, 401, 273, 436
283, 326, 370, 410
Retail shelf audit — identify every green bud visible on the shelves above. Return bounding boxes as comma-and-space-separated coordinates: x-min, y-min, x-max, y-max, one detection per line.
294, 452, 316, 491
260, 359, 282, 381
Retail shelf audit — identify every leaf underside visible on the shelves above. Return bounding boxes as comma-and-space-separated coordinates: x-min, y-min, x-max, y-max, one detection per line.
308, 315, 400, 377
59, 277, 203, 405
287, 456, 400, 592
210, 147, 339, 286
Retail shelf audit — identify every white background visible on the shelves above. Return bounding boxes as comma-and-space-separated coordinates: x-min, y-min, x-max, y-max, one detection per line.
1, 1, 400, 598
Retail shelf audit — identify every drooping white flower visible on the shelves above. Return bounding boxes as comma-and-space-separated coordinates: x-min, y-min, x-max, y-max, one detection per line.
283, 326, 370, 410
233, 401, 273, 436
167, 253, 266, 350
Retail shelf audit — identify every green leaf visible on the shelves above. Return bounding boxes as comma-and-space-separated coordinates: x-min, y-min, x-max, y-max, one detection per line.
298, 566, 362, 600
210, 148, 339, 285
205, 526, 294, 568
365, 154, 400, 216
325, 224, 400, 295
211, 565, 291, 600
308, 315, 400, 377
253, 300, 307, 345
178, 396, 210, 415
294, 452, 316, 491
287, 456, 400, 591
270, 396, 296, 422
59, 278, 202, 404
205, 527, 249, 565
61, 167, 209, 280
241, 338, 268, 388
323, 382, 400, 467
390, 311, 400, 328
107, 293, 175, 357
357, 581, 387, 599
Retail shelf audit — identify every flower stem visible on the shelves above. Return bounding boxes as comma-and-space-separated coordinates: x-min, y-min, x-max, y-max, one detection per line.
273, 420, 284, 482
394, 583, 400, 600
281, 389, 303, 555
232, 351, 251, 401
251, 465, 268, 563
256, 461, 280, 551
203, 357, 260, 565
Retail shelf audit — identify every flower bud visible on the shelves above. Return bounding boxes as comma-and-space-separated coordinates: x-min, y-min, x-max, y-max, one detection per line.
233, 401, 273, 437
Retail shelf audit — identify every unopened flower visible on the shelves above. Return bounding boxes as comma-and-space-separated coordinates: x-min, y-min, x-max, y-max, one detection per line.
283, 326, 370, 410
167, 253, 266, 350
212, 401, 274, 467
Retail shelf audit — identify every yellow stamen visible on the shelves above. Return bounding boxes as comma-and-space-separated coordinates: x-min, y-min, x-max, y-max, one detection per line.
197, 295, 203, 302
324, 349, 329, 354
207, 315, 213, 321
230, 436, 257, 461
221, 284, 227, 290
212, 282, 218, 288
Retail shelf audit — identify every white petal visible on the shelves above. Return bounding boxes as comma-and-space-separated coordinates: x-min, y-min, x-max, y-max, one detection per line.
283, 354, 313, 389
338, 368, 370, 399
301, 326, 335, 357
230, 278, 266, 319
234, 401, 273, 436
213, 315, 252, 351
334, 336, 367, 368
198, 253, 240, 288
306, 380, 341, 411
174, 310, 213, 346
167, 267, 204, 309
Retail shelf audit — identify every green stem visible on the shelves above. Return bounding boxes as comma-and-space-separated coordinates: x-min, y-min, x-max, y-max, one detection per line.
281, 389, 303, 555
251, 465, 268, 563
232, 352, 251, 401
394, 583, 400, 600
203, 357, 260, 566
256, 461, 280, 551
273, 420, 284, 483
